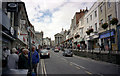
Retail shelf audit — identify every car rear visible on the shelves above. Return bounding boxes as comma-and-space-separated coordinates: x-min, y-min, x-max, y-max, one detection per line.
54, 47, 59, 52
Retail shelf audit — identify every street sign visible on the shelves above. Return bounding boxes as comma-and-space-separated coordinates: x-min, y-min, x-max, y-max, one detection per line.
7, 2, 18, 12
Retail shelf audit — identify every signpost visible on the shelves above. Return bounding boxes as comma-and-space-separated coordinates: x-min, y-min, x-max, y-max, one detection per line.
27, 27, 32, 75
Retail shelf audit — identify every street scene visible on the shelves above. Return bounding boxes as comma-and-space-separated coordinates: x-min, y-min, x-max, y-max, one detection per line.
1, 0, 120, 76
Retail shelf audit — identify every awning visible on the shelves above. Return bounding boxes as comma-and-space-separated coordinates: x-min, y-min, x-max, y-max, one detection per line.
2, 31, 15, 41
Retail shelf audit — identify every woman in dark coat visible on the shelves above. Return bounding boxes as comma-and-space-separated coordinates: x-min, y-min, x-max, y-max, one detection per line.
18, 49, 29, 69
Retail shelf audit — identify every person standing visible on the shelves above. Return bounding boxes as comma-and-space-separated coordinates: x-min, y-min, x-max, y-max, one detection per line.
101, 43, 105, 51
28, 46, 39, 74
18, 49, 29, 69
7, 48, 19, 69
2, 48, 7, 68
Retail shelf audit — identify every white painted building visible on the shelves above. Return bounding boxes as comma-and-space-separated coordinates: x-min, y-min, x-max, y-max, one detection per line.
83, 2, 100, 50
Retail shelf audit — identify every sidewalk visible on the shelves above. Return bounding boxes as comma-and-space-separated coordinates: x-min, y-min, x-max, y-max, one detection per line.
2, 68, 28, 76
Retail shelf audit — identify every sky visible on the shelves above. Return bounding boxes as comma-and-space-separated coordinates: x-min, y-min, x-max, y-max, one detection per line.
21, 0, 97, 40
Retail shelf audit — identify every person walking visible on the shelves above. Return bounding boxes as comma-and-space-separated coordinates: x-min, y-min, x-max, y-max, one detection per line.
18, 49, 29, 69
7, 48, 19, 69
28, 46, 39, 74
100, 43, 105, 51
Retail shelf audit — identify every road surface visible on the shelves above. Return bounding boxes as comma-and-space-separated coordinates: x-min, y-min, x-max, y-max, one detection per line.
38, 50, 120, 76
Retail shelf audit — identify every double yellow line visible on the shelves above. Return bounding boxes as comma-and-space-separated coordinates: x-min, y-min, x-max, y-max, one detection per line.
41, 59, 47, 76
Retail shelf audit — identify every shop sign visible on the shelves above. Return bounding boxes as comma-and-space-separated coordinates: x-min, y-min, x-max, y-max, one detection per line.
99, 29, 115, 39
10, 27, 14, 35
7, 3, 18, 12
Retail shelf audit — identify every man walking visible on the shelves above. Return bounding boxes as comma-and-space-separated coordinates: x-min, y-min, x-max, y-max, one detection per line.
28, 46, 39, 74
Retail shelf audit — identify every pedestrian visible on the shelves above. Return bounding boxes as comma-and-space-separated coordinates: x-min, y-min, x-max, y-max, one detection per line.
19, 47, 25, 56
2, 47, 7, 67
28, 46, 39, 74
100, 43, 105, 51
6, 47, 11, 57
77, 44, 80, 50
7, 48, 19, 69
18, 49, 29, 69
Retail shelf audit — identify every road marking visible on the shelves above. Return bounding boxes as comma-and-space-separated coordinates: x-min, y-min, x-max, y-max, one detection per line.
40, 59, 47, 76
61, 58, 68, 63
37, 61, 40, 75
75, 66, 80, 69
85, 71, 92, 74
70, 63, 73, 65
43, 59, 47, 76
70, 62, 86, 69
41, 59, 44, 75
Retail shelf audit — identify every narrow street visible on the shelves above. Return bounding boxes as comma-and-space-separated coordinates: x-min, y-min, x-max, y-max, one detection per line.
38, 50, 120, 76
1, 1, 120, 76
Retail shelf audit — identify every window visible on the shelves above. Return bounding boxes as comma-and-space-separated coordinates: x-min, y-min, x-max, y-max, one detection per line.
100, 6, 103, 13
100, 19, 103, 25
95, 11, 97, 17
80, 28, 83, 35
107, 0, 111, 8
95, 23, 97, 31
108, 14, 112, 23
87, 18, 88, 23
90, 15, 92, 20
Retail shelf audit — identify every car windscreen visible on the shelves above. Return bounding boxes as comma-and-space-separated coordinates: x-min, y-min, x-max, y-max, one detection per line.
65, 50, 72, 53
40, 50, 49, 53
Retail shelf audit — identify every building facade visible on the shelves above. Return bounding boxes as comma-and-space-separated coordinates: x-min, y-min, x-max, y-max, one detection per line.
84, 2, 99, 50
54, 33, 64, 46
43, 37, 51, 48
116, 0, 120, 51
2, 1, 36, 50
98, 1, 117, 51
35, 31, 43, 49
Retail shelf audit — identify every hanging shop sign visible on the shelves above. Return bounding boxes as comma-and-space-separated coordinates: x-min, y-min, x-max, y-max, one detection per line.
10, 27, 14, 36
7, 2, 18, 12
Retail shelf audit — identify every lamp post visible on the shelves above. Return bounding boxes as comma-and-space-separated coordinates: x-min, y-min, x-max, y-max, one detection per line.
27, 27, 32, 75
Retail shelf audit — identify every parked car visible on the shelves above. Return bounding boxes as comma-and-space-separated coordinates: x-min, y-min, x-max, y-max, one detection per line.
40, 49, 50, 58
54, 47, 59, 52
63, 49, 73, 57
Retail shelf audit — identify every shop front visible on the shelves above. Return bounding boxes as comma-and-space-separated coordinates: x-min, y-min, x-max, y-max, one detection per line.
117, 25, 120, 51
1, 9, 16, 50
86, 34, 99, 50
99, 29, 117, 51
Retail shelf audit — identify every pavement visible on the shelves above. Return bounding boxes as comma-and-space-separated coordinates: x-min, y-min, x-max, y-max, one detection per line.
37, 50, 120, 76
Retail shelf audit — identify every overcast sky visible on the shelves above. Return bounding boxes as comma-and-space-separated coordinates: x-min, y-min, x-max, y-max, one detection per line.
21, 0, 97, 40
